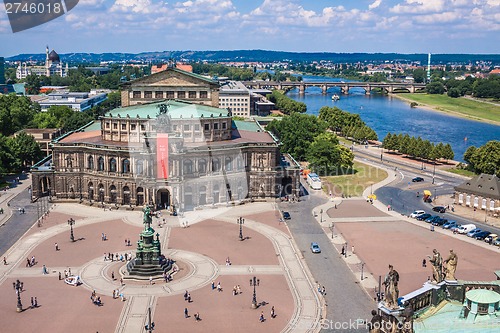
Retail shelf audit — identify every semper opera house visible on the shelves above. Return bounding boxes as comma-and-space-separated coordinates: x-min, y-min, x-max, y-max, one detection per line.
31, 68, 300, 211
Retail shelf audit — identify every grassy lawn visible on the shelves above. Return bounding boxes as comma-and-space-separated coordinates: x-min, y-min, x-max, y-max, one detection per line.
395, 94, 500, 123
446, 168, 476, 178
322, 161, 388, 197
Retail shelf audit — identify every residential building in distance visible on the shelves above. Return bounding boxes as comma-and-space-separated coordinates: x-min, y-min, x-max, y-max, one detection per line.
15, 128, 64, 157
37, 91, 107, 112
219, 81, 251, 117
120, 67, 219, 107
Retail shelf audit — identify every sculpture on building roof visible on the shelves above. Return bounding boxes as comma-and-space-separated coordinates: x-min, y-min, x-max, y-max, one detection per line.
443, 249, 458, 281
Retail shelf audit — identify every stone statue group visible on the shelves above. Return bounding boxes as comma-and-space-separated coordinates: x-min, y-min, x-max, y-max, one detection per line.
381, 250, 458, 310
428, 249, 458, 283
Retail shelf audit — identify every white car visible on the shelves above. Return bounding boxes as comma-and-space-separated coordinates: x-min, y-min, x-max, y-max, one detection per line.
410, 210, 426, 218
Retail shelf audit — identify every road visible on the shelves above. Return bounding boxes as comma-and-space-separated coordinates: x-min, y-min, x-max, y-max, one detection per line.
280, 183, 375, 332
0, 189, 49, 257
353, 147, 500, 236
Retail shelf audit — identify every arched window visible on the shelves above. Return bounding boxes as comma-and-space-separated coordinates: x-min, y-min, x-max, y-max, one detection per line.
212, 158, 220, 172
122, 159, 130, 173
123, 186, 130, 204
98, 156, 104, 171
225, 157, 232, 171
183, 159, 193, 174
136, 160, 144, 175
199, 185, 207, 205
198, 159, 207, 174
87, 156, 94, 170
137, 187, 144, 205
236, 156, 244, 170
110, 185, 117, 203
109, 158, 117, 172
88, 182, 94, 201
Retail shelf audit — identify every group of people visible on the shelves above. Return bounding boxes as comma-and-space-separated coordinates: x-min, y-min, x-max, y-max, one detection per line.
259, 306, 277, 322
26, 256, 36, 267
232, 285, 242, 296
104, 252, 132, 262
112, 289, 125, 301
211, 281, 223, 292
90, 290, 102, 306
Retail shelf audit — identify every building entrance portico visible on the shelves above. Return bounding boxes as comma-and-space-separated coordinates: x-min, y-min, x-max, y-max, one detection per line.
157, 188, 171, 209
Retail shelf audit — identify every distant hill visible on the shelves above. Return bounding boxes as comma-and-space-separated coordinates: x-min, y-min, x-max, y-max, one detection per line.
6, 50, 500, 65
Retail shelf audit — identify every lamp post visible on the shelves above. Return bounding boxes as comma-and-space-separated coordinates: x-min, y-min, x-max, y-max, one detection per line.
320, 209, 323, 223
344, 241, 348, 258
361, 262, 365, 281
145, 307, 155, 332
15, 279, 23, 312
237, 217, 244, 241
434, 188, 437, 201
329, 223, 334, 239
432, 161, 436, 184
250, 276, 260, 309
68, 218, 75, 242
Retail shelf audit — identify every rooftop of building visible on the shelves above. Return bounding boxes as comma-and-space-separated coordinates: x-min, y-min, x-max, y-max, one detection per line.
455, 173, 500, 200
105, 100, 230, 120
219, 81, 249, 94
123, 67, 217, 87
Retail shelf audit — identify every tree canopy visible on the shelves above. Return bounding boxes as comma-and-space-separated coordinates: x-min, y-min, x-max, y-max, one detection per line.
463, 141, 500, 175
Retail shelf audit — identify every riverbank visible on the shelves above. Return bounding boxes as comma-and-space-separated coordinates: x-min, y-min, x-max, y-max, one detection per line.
390, 93, 500, 125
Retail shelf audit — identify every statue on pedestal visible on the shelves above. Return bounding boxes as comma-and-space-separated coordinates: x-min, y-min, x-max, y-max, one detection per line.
383, 264, 400, 309
143, 205, 152, 229
428, 249, 443, 283
443, 249, 458, 281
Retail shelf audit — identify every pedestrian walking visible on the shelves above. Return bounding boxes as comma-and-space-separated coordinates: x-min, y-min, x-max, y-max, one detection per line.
187, 293, 191, 303
211, 281, 215, 290
259, 311, 265, 322
149, 276, 153, 285
120, 278, 124, 286
184, 307, 189, 318
271, 306, 275, 318
422, 259, 426, 267
352, 245, 355, 254
55, 243, 59, 251
194, 312, 200, 321
42, 265, 48, 274
34, 297, 38, 307
31, 297, 34, 308
58, 272, 62, 280
217, 282, 222, 292
111, 271, 115, 280
3, 257, 7, 265
341, 246, 345, 256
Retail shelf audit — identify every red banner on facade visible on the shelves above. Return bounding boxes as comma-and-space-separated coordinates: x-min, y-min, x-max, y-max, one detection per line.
156, 134, 169, 179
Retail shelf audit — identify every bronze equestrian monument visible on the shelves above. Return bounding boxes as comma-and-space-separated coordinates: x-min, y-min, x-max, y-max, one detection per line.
125, 206, 172, 279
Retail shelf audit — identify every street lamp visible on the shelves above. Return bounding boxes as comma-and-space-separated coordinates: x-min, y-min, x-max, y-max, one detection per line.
250, 276, 260, 309
361, 262, 365, 281
145, 307, 155, 332
344, 241, 348, 258
15, 279, 23, 312
432, 161, 436, 184
329, 223, 334, 239
68, 218, 75, 242
320, 209, 323, 223
237, 217, 244, 241
434, 188, 437, 201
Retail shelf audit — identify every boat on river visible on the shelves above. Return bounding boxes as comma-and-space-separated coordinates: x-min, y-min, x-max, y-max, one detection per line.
332, 94, 340, 101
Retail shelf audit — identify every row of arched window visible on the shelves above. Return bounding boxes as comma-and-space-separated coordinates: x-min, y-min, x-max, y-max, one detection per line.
182, 157, 244, 174
86, 155, 244, 176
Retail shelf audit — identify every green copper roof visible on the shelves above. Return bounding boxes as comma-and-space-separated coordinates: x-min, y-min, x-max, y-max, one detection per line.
232, 120, 261, 132
107, 100, 229, 120
466, 289, 500, 304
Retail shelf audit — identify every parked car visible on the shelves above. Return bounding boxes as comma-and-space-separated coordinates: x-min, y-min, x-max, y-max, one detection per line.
466, 228, 483, 238
493, 238, 500, 247
425, 216, 440, 223
283, 211, 291, 220
412, 177, 424, 182
432, 206, 446, 213
432, 218, 447, 226
457, 224, 476, 234
410, 210, 426, 218
484, 234, 498, 244
310, 242, 321, 253
417, 213, 432, 221
450, 224, 462, 232
474, 231, 491, 240
442, 220, 458, 229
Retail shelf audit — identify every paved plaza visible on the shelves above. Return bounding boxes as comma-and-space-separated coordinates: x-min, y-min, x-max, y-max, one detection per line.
0, 201, 321, 333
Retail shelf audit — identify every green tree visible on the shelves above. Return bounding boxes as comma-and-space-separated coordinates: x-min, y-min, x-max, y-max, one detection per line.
463, 141, 500, 174
266, 113, 326, 161
25, 74, 42, 95
426, 82, 445, 94
447, 88, 460, 98
442, 143, 455, 162
63, 112, 94, 131
8, 132, 43, 168
0, 134, 16, 176
412, 69, 427, 83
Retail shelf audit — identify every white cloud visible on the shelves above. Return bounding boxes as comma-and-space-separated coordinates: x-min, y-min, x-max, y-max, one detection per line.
369, 0, 382, 10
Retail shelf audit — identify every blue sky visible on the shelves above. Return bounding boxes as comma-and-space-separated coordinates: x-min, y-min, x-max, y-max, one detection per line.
1, 0, 499, 56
